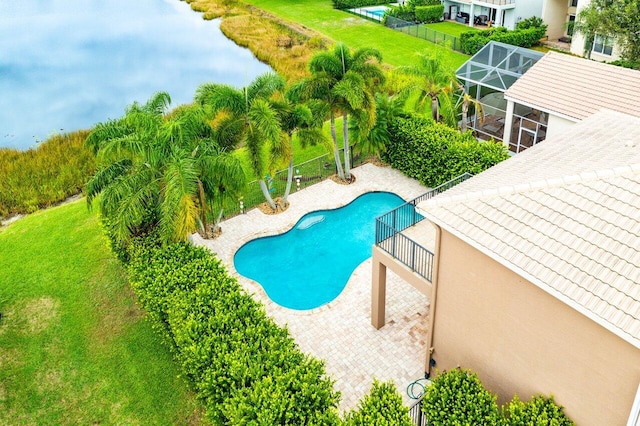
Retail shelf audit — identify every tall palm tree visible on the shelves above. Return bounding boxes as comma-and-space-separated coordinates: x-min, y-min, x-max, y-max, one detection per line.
272, 96, 329, 206
350, 91, 405, 158
195, 73, 287, 211
291, 43, 384, 181
401, 51, 457, 126
86, 93, 245, 243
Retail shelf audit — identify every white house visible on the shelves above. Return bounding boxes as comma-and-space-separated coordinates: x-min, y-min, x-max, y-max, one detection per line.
442, 0, 542, 29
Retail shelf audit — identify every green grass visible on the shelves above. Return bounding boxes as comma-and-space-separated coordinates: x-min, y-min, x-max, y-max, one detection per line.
0, 201, 203, 425
425, 21, 479, 38
240, 0, 469, 68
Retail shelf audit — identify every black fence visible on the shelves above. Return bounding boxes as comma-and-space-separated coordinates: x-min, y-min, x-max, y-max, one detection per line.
384, 16, 464, 53
221, 146, 369, 218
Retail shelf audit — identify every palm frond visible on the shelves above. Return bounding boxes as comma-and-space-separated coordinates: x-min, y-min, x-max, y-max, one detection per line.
194, 83, 245, 115
246, 72, 286, 101
142, 92, 172, 115
85, 159, 132, 207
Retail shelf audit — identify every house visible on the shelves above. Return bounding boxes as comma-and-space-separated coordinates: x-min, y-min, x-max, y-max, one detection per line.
442, 0, 543, 29
503, 51, 640, 146
567, 0, 623, 61
371, 109, 640, 425
457, 46, 640, 154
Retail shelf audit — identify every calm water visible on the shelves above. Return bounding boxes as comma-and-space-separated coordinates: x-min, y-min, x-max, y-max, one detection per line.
234, 192, 405, 310
0, 0, 271, 150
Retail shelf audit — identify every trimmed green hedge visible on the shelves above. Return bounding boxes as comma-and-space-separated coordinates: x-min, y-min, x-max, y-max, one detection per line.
460, 25, 547, 55
125, 237, 413, 424
415, 5, 444, 23
504, 395, 574, 425
423, 369, 575, 425
333, 0, 391, 9
422, 369, 501, 425
382, 115, 508, 187
343, 381, 414, 426
127, 239, 340, 424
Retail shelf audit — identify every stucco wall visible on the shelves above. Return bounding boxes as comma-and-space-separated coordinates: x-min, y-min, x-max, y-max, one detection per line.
430, 229, 640, 425
541, 0, 570, 40
546, 114, 576, 139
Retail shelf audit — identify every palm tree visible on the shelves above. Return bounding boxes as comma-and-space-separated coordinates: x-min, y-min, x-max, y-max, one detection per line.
401, 51, 458, 126
195, 73, 287, 211
86, 93, 245, 243
350, 91, 405, 159
273, 97, 329, 206
457, 85, 485, 133
291, 43, 384, 181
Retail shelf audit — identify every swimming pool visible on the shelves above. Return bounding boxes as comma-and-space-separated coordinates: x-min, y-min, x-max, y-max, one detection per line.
234, 192, 404, 310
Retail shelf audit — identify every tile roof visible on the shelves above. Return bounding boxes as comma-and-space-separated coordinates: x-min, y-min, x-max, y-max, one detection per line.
416, 110, 640, 349
504, 52, 640, 121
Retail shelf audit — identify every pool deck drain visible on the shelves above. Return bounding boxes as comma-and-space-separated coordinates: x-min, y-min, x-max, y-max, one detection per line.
193, 163, 431, 412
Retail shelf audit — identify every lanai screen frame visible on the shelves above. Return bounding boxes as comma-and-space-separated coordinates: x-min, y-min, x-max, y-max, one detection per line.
455, 41, 544, 142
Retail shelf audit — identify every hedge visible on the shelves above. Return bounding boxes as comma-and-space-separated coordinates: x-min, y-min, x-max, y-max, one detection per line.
125, 236, 413, 424
382, 115, 509, 187
127, 238, 340, 424
333, 0, 391, 9
422, 369, 575, 425
343, 380, 414, 426
459, 25, 547, 55
504, 395, 574, 425
422, 369, 501, 425
415, 5, 444, 24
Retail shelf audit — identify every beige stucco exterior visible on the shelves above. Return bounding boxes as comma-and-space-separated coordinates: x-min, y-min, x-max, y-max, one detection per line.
428, 227, 640, 425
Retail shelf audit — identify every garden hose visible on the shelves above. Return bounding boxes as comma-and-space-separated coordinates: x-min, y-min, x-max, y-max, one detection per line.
406, 376, 431, 399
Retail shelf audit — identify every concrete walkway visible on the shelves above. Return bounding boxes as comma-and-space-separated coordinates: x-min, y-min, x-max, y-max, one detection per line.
192, 163, 431, 412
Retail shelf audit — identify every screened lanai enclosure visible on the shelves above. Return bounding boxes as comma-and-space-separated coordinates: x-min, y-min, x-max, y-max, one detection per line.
456, 41, 547, 153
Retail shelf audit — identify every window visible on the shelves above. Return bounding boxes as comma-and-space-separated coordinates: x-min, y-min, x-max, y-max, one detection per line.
567, 14, 576, 36
569, 0, 578, 6
592, 35, 614, 56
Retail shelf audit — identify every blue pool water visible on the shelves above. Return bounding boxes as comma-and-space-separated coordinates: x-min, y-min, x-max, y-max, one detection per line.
369, 8, 386, 17
234, 192, 404, 310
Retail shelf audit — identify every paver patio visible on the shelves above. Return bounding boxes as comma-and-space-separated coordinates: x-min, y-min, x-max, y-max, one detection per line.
193, 163, 432, 412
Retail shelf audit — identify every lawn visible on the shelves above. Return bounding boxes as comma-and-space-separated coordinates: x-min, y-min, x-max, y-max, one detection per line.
240, 0, 469, 68
0, 201, 203, 424
425, 21, 479, 38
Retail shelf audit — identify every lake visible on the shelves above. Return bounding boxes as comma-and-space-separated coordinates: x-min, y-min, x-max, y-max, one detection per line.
0, 0, 272, 150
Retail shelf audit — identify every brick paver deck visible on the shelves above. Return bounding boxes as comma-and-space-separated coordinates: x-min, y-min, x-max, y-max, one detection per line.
193, 163, 431, 412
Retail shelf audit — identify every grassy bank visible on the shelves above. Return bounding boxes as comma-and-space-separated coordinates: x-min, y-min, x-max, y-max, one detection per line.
183, 0, 468, 75
235, 0, 469, 68
0, 201, 203, 424
0, 131, 95, 219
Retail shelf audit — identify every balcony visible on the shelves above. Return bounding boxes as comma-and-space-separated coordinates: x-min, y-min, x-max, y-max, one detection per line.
374, 174, 473, 282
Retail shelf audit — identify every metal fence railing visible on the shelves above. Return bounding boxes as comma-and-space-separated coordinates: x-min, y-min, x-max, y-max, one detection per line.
384, 16, 464, 53
409, 396, 427, 426
348, 7, 386, 22
374, 173, 473, 282
221, 146, 368, 219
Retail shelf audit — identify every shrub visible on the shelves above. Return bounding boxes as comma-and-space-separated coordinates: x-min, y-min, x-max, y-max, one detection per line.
504, 395, 574, 426
385, 4, 416, 22
332, 0, 391, 9
127, 239, 340, 423
382, 115, 508, 187
414, 5, 444, 23
516, 16, 545, 30
422, 368, 501, 425
343, 380, 414, 426
408, 0, 441, 7
460, 24, 547, 54
609, 58, 640, 70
